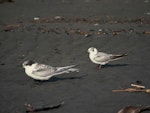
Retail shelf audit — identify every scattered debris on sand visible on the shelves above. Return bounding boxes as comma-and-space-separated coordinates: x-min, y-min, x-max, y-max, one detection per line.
112, 83, 150, 94
0, 17, 149, 36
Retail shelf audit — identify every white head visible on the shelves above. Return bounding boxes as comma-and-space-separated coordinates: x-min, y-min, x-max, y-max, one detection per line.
22, 60, 35, 68
88, 47, 98, 54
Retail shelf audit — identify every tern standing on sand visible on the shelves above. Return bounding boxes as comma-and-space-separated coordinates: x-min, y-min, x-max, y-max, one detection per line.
22, 60, 79, 80
88, 47, 127, 69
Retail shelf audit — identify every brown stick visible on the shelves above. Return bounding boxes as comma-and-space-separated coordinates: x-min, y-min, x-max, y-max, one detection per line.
25, 102, 64, 113
112, 88, 150, 94
112, 88, 146, 92
143, 31, 150, 34
3, 24, 21, 32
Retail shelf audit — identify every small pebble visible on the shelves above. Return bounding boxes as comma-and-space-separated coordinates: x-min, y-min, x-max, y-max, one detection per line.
98, 29, 102, 32
54, 16, 61, 19
94, 23, 99, 26
146, 12, 150, 15
34, 17, 40, 20
0, 63, 5, 66
84, 34, 91, 37
136, 80, 142, 84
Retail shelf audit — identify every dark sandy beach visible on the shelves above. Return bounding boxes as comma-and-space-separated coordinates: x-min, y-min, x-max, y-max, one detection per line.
0, 0, 150, 113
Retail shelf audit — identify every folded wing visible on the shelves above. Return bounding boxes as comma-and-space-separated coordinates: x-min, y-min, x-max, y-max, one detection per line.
32, 64, 56, 77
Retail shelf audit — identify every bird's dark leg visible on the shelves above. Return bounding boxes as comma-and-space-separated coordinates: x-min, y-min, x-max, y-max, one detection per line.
97, 64, 102, 69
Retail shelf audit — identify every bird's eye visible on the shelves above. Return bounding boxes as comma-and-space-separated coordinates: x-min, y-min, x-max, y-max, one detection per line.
25, 63, 29, 66
23, 62, 29, 66
23, 60, 34, 66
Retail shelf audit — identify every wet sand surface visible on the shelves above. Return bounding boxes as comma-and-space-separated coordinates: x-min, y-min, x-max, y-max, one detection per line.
0, 0, 150, 113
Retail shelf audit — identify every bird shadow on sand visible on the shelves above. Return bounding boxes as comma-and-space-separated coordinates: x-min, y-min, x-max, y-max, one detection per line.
33, 76, 83, 84
103, 63, 129, 68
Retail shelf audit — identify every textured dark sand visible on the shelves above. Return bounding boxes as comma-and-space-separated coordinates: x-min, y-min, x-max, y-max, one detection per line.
0, 0, 150, 113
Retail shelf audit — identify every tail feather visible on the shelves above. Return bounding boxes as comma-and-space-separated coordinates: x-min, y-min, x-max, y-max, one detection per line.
68, 68, 79, 72
110, 53, 128, 60
56, 65, 79, 73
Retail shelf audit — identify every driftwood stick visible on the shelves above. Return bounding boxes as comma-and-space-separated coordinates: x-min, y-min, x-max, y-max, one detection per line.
130, 84, 145, 89
112, 88, 146, 92
145, 89, 150, 93
112, 83, 150, 94
25, 101, 64, 113
143, 31, 150, 34
3, 24, 21, 31
112, 88, 150, 94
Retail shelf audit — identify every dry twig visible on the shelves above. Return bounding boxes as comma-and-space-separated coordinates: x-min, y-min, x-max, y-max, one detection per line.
2, 24, 21, 31
112, 84, 150, 94
143, 31, 150, 34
